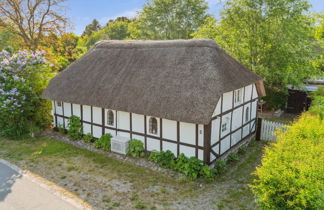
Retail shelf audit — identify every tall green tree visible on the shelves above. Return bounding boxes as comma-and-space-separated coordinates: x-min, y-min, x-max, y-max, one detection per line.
81, 19, 101, 37
194, 0, 319, 108
129, 0, 209, 39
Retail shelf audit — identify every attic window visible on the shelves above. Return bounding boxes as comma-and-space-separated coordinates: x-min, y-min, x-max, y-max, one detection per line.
107, 110, 114, 126
56, 101, 62, 107
234, 89, 242, 104
149, 117, 158, 135
221, 117, 230, 132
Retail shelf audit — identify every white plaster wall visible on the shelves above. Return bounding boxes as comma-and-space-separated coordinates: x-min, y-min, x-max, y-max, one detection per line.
251, 100, 257, 119
198, 149, 204, 161
64, 118, 69, 128
220, 135, 231, 154
211, 118, 220, 145
117, 111, 130, 131
147, 137, 160, 151
55, 101, 63, 115
132, 113, 144, 133
244, 84, 253, 102
252, 84, 258, 99
83, 123, 91, 134
210, 152, 217, 162
162, 141, 177, 156
198, 124, 204, 147
179, 122, 195, 145
105, 128, 115, 136
57, 116, 63, 127
92, 106, 102, 125
242, 124, 250, 138
162, 119, 177, 140
179, 145, 195, 158
231, 106, 243, 130
117, 131, 130, 138
221, 113, 231, 138
146, 116, 160, 136
93, 125, 102, 138
212, 98, 222, 117
63, 102, 71, 117
211, 144, 219, 157
72, 104, 81, 118
104, 109, 116, 127
83, 105, 91, 122
222, 91, 233, 112
231, 129, 241, 146
250, 121, 256, 132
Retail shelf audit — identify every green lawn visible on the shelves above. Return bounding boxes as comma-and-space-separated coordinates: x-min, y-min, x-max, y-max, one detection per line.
0, 136, 266, 209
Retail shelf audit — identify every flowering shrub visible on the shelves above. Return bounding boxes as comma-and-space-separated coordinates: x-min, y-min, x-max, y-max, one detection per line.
0, 49, 53, 138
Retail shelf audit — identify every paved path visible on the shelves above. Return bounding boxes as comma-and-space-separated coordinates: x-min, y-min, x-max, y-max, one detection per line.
0, 159, 90, 210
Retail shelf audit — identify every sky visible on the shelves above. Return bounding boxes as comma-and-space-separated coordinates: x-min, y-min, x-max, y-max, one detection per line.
64, 0, 324, 36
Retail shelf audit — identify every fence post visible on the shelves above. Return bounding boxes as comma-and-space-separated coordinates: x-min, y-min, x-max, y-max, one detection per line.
256, 118, 262, 141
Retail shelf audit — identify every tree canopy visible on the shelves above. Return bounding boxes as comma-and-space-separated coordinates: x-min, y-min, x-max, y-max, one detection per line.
81, 19, 101, 37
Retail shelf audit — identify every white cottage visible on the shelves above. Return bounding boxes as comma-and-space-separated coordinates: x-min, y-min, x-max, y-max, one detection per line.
42, 39, 265, 165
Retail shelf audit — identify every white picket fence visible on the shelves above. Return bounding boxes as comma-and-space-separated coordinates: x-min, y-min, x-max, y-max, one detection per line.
260, 119, 287, 141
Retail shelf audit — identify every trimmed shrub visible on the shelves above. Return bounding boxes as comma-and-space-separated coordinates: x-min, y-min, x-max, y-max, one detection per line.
250, 113, 324, 209
94, 133, 112, 151
127, 139, 145, 157
83, 133, 93, 143
148, 150, 176, 168
67, 115, 82, 140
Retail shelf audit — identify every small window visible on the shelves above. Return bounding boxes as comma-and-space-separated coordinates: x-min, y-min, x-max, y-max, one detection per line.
107, 110, 114, 126
221, 123, 227, 132
245, 107, 250, 122
234, 89, 242, 104
57, 101, 62, 107
149, 117, 158, 135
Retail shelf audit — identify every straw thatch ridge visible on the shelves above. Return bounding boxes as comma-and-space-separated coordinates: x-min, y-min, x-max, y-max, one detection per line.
42, 39, 263, 124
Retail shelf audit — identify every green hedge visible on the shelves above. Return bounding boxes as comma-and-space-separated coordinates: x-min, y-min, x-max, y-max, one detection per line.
251, 101, 324, 209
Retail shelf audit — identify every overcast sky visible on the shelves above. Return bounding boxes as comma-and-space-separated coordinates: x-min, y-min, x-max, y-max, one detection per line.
64, 0, 324, 36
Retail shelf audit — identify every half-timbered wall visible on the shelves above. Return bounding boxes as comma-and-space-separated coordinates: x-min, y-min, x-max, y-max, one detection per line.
52, 103, 205, 161
209, 83, 258, 164
51, 83, 259, 165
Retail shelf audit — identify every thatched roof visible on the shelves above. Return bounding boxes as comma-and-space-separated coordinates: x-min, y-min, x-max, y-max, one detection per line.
42, 39, 263, 124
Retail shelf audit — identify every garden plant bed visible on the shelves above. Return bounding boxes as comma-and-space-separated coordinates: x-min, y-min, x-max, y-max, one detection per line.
0, 132, 266, 209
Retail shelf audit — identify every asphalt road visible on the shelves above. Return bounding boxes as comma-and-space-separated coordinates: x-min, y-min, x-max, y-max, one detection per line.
0, 160, 83, 210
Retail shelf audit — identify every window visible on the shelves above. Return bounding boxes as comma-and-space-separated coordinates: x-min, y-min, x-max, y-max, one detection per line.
245, 107, 250, 122
149, 117, 158, 135
107, 110, 114, 126
221, 123, 227, 132
57, 101, 62, 107
234, 89, 242, 104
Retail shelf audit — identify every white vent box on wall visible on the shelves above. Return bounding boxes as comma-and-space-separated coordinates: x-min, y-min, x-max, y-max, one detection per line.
111, 135, 130, 155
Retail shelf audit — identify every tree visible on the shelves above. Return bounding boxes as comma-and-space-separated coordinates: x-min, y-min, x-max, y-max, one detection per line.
0, 0, 68, 51
129, 0, 209, 39
81, 19, 101, 37
194, 0, 319, 109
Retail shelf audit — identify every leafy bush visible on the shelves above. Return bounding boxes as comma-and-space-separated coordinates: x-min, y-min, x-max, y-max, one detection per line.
0, 50, 53, 138
214, 159, 227, 174
148, 150, 176, 168
227, 152, 239, 162
148, 151, 216, 181
94, 133, 112, 151
250, 113, 324, 209
83, 133, 93, 143
127, 139, 145, 157
67, 116, 82, 140
57, 123, 66, 134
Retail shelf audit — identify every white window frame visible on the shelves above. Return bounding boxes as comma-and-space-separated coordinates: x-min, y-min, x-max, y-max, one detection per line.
107, 110, 114, 126
245, 106, 250, 122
